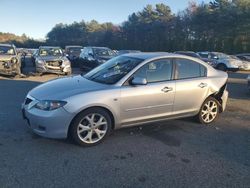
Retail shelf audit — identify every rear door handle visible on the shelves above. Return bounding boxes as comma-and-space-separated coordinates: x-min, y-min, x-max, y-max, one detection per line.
161, 87, 173, 93
198, 83, 207, 88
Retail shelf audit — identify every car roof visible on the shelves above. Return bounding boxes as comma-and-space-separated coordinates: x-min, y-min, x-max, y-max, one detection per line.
121, 52, 183, 60
85, 46, 110, 49
65, 45, 83, 48
39, 46, 61, 48
0, 43, 14, 47
236, 53, 250, 56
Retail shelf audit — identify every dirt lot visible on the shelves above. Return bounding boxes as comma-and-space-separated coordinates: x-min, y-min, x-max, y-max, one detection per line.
0, 58, 249, 187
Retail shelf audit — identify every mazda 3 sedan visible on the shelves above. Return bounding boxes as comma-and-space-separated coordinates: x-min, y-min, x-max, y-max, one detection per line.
22, 53, 228, 146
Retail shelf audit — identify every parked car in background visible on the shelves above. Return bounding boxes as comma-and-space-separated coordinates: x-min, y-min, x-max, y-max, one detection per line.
118, 50, 141, 55
22, 52, 228, 146
175, 51, 215, 66
197, 52, 243, 72
65, 45, 83, 67
79, 47, 116, 70
35, 46, 72, 75
235, 54, 250, 70
0, 43, 22, 76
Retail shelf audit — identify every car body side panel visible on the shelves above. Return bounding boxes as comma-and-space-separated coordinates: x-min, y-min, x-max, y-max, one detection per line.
63, 88, 121, 128
119, 81, 176, 126
173, 77, 210, 115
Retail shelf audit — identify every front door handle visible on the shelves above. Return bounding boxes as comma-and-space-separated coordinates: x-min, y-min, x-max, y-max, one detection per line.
161, 87, 173, 93
198, 83, 207, 88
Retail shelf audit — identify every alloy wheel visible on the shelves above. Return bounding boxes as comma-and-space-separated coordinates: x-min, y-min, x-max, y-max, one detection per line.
201, 100, 218, 123
77, 113, 108, 144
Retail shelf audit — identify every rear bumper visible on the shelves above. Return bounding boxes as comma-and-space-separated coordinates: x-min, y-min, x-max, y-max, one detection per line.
227, 67, 239, 72
221, 90, 228, 112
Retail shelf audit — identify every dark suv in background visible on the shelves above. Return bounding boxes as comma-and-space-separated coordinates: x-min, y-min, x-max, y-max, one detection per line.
0, 43, 22, 76
79, 47, 116, 70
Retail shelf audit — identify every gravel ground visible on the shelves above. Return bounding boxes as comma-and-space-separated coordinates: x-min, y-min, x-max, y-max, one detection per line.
0, 58, 249, 188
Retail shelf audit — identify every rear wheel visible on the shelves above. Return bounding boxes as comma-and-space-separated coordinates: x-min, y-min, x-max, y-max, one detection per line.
198, 97, 219, 125
69, 108, 112, 146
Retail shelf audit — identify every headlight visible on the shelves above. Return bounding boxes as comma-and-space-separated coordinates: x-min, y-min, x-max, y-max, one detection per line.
34, 100, 67, 111
37, 60, 45, 64
62, 59, 71, 66
11, 57, 18, 64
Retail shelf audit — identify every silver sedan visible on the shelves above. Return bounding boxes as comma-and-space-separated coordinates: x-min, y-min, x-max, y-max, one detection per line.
22, 53, 228, 146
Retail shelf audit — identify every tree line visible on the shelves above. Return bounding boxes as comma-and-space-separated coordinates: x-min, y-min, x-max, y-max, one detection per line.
1, 0, 249, 54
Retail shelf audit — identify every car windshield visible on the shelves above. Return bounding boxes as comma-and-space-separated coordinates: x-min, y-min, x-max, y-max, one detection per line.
94, 48, 115, 56
39, 48, 63, 56
84, 56, 143, 84
68, 47, 82, 53
0, 46, 15, 55
198, 52, 208, 58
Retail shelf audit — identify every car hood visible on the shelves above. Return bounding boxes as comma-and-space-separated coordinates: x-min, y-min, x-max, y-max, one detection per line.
0, 55, 16, 61
29, 75, 108, 100
38, 56, 67, 61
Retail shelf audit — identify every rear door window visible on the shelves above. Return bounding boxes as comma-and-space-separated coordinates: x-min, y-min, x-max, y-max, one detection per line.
174, 58, 207, 79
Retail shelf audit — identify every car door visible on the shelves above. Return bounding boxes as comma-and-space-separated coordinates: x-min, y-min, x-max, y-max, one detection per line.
120, 58, 175, 126
173, 58, 209, 115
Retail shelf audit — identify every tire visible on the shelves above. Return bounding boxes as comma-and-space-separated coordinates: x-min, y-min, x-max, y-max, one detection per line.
69, 107, 112, 146
198, 97, 220, 125
217, 64, 227, 72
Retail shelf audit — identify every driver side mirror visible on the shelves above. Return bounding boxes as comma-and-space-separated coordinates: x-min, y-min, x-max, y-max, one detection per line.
131, 77, 147, 85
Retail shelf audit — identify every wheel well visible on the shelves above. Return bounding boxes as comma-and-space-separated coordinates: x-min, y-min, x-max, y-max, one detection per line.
216, 63, 227, 68
67, 106, 115, 137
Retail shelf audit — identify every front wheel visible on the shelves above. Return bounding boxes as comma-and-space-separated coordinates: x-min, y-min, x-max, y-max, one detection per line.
198, 97, 220, 125
69, 108, 112, 146
217, 64, 227, 72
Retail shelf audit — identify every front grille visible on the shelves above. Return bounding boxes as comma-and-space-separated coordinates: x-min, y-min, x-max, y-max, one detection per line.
46, 61, 62, 67
0, 61, 11, 69
25, 97, 33, 105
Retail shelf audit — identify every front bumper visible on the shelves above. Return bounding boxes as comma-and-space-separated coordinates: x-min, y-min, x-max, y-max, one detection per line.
22, 102, 73, 139
36, 63, 71, 74
240, 63, 250, 71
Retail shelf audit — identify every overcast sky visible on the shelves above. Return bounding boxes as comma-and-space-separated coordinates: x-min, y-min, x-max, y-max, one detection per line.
0, 0, 210, 39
